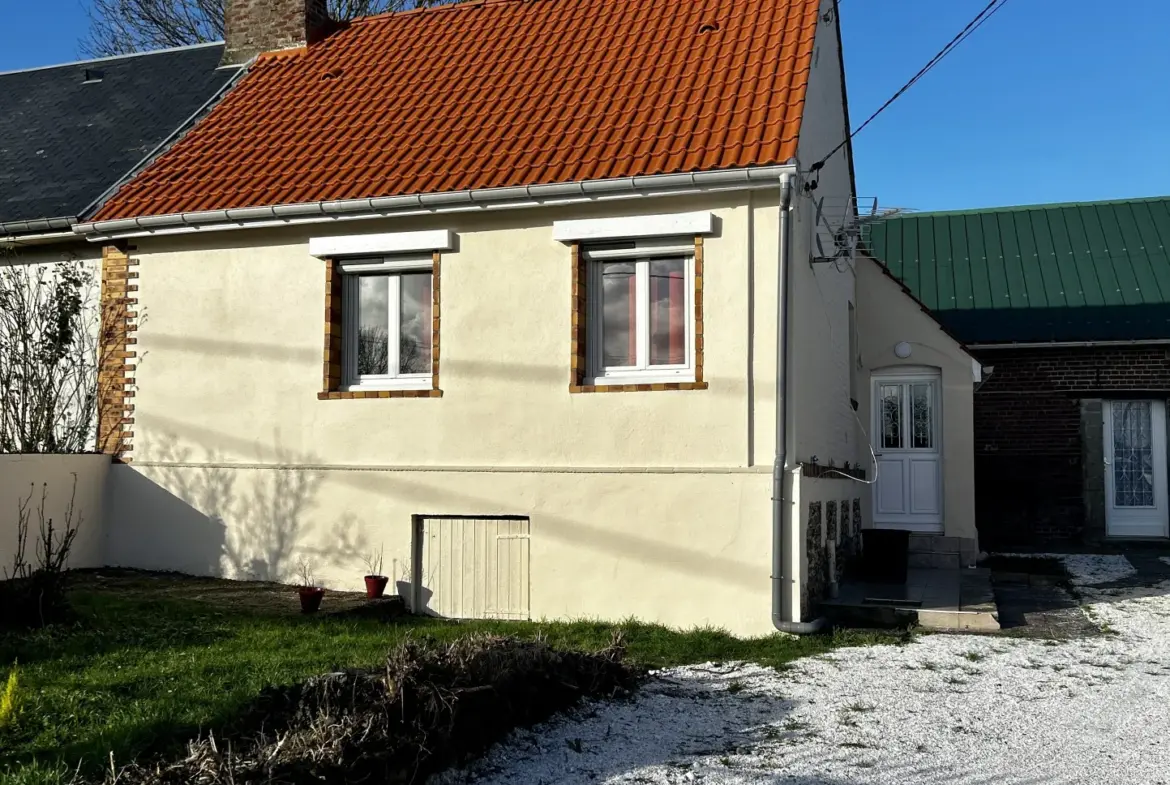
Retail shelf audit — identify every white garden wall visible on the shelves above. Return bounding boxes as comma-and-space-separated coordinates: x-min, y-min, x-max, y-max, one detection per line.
0, 454, 110, 575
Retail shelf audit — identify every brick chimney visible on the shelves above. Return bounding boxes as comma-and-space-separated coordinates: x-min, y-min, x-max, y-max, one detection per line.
222, 0, 332, 66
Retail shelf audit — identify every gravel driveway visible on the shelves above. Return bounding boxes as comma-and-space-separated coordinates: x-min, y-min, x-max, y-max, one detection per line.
440, 555, 1170, 785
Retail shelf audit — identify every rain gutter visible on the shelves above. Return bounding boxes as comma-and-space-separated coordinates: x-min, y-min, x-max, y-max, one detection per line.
0, 216, 76, 235
1, 227, 83, 248
74, 165, 798, 241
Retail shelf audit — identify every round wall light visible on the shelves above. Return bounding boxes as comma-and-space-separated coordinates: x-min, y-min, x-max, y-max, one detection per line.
894, 341, 913, 359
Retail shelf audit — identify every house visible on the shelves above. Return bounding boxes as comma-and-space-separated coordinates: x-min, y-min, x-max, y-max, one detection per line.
0, 42, 243, 451
75, 0, 981, 635
866, 196, 1170, 548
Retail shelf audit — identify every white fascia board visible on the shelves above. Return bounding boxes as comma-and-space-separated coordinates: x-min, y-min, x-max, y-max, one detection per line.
972, 357, 983, 384
552, 211, 714, 243
309, 229, 454, 258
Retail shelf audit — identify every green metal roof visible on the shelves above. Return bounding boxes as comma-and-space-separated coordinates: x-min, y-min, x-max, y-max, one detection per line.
864, 196, 1170, 344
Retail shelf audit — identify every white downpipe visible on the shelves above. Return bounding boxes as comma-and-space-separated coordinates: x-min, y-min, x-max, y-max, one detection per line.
771, 171, 826, 635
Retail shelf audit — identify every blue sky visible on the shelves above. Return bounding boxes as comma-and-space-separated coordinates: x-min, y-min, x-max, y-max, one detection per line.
2, 0, 1167, 212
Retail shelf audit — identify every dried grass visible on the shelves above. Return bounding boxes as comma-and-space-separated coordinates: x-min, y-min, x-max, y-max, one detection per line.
95, 633, 638, 784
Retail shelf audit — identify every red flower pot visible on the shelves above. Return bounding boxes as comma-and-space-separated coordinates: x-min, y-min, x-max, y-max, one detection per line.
364, 575, 389, 599
298, 587, 325, 614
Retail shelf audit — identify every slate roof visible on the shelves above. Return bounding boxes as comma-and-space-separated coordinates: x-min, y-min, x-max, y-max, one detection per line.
864, 197, 1170, 344
0, 43, 240, 232
94, 0, 822, 221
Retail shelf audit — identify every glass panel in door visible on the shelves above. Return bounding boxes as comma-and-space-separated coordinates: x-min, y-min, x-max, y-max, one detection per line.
910, 382, 934, 449
880, 384, 903, 449
1111, 400, 1155, 508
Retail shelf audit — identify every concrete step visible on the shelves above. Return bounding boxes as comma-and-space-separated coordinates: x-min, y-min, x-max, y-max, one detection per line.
822, 565, 1000, 632
908, 534, 961, 553
918, 609, 1001, 632
909, 551, 961, 570
907, 533, 977, 568
822, 603, 1000, 632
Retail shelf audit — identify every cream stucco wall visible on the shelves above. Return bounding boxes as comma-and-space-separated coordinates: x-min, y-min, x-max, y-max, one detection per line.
790, 0, 862, 471
855, 256, 978, 545
103, 192, 794, 635
106, 464, 775, 633
0, 454, 110, 573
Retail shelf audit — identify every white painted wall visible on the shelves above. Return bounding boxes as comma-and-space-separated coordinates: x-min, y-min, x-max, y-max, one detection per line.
0, 454, 110, 574
790, 0, 861, 473
855, 256, 978, 546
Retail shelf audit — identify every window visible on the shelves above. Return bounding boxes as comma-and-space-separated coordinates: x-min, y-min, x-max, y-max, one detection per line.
340, 257, 434, 391
583, 239, 696, 384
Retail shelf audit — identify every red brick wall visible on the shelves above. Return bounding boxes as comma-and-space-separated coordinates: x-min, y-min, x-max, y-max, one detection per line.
972, 345, 1170, 546
98, 244, 139, 461
223, 0, 330, 65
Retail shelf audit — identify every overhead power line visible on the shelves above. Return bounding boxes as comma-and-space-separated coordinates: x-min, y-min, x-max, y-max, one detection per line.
809, 0, 1013, 180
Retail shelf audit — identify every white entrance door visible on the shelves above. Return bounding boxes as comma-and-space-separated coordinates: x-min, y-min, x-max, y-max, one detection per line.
1103, 400, 1168, 538
872, 372, 943, 532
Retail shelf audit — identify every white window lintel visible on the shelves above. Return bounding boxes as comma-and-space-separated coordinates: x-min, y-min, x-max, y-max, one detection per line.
310, 229, 454, 259
553, 211, 714, 243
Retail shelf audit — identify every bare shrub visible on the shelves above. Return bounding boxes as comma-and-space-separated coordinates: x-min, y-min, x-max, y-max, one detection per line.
98, 634, 639, 784
0, 477, 84, 630
0, 257, 101, 455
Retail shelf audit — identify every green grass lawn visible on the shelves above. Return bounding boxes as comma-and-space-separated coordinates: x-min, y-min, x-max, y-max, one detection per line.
0, 571, 904, 784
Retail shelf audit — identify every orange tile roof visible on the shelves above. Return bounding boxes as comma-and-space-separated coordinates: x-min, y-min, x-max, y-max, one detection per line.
94, 0, 822, 221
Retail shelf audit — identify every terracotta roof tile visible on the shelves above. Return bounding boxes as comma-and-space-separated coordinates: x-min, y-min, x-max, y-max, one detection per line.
95, 0, 822, 221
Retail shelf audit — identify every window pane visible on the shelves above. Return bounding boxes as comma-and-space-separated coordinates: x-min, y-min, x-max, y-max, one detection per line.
1112, 401, 1155, 507
649, 257, 686, 366
601, 262, 636, 367
880, 384, 903, 449
357, 275, 389, 376
911, 383, 933, 449
399, 272, 432, 375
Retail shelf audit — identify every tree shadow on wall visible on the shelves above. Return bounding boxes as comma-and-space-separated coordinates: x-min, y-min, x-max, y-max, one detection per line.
109, 433, 370, 585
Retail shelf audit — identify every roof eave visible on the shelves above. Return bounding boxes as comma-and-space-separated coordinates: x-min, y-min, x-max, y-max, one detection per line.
75, 164, 800, 241
969, 338, 1170, 350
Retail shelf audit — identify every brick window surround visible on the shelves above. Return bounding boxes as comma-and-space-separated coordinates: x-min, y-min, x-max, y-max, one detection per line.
569, 236, 708, 394
319, 253, 442, 400
98, 244, 139, 460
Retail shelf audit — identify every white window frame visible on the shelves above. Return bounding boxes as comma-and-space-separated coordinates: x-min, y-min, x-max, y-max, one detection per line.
340, 255, 434, 392
583, 237, 696, 385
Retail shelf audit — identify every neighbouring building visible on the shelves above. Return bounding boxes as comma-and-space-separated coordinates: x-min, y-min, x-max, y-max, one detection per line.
0, 42, 243, 451
73, 0, 982, 634
867, 196, 1170, 548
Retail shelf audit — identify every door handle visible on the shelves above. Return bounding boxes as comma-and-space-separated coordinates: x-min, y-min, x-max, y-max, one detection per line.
874, 453, 883, 457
